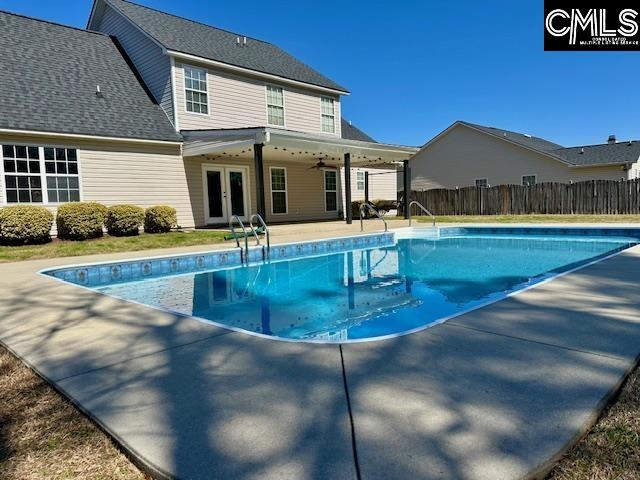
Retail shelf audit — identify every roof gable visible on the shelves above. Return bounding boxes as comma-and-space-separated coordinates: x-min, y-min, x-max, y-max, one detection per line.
95, 0, 349, 94
0, 10, 181, 142
417, 121, 640, 168
460, 122, 565, 153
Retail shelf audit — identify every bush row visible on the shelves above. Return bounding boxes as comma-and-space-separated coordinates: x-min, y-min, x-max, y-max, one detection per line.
0, 203, 177, 245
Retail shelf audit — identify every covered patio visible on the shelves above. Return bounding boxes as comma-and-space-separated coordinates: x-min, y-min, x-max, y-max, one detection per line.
181, 128, 418, 226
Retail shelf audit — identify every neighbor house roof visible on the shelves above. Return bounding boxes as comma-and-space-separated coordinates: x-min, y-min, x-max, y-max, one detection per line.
0, 10, 181, 143
341, 119, 376, 143
96, 0, 349, 94
460, 121, 640, 167
460, 121, 564, 153
553, 141, 640, 167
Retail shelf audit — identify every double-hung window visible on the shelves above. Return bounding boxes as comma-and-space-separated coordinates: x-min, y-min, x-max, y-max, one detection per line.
324, 170, 338, 212
522, 175, 537, 186
356, 171, 365, 191
266, 86, 285, 126
270, 167, 287, 214
321, 97, 335, 133
2, 144, 80, 203
184, 66, 208, 114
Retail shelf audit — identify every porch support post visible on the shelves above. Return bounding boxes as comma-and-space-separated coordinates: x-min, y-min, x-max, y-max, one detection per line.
364, 171, 369, 204
344, 152, 352, 224
403, 159, 410, 219
254, 143, 266, 220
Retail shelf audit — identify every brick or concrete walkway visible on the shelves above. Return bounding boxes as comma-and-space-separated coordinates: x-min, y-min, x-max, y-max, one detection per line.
0, 227, 639, 479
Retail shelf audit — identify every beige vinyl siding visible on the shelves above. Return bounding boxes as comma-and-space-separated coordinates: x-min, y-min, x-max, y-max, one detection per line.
283, 88, 320, 133
410, 124, 625, 190
174, 61, 342, 136
184, 155, 341, 225
0, 132, 193, 230
79, 145, 194, 228
96, 4, 174, 125
264, 162, 342, 222
341, 167, 397, 203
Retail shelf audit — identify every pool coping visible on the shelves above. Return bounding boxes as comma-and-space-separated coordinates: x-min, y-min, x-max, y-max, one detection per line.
37, 225, 640, 345
1, 224, 640, 480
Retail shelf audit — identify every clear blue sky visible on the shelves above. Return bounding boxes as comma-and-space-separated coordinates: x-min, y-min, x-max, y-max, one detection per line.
1, 0, 638, 147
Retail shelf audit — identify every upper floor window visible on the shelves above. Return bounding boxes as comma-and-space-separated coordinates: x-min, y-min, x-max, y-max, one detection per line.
356, 171, 365, 191
266, 86, 285, 126
522, 175, 537, 186
321, 97, 335, 133
475, 178, 488, 188
184, 66, 208, 114
2, 145, 80, 204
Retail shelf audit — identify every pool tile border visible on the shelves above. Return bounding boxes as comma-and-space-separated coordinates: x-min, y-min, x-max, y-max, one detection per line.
43, 232, 395, 288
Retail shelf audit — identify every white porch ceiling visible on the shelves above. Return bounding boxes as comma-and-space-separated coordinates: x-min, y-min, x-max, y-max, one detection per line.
182, 128, 417, 168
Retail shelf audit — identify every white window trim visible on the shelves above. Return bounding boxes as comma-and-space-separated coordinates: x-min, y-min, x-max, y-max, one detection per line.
183, 64, 210, 116
320, 96, 336, 134
269, 166, 288, 215
265, 84, 286, 128
356, 170, 365, 191
522, 174, 537, 186
474, 178, 488, 188
0, 142, 83, 206
324, 169, 338, 212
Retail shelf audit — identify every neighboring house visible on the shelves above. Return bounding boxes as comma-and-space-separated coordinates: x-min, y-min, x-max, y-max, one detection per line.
409, 121, 640, 191
0, 1, 415, 229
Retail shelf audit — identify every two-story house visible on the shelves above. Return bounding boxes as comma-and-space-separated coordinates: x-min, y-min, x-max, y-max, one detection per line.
0, 0, 416, 229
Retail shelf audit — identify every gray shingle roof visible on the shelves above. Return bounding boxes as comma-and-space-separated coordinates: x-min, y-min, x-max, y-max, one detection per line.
341, 119, 376, 142
462, 121, 640, 167
552, 142, 640, 166
461, 121, 565, 153
0, 11, 181, 142
102, 0, 349, 93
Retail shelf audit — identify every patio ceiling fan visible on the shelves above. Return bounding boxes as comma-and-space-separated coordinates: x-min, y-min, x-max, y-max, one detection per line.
308, 157, 337, 170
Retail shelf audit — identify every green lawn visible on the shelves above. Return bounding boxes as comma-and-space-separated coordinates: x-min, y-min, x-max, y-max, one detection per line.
0, 230, 229, 263
407, 214, 640, 224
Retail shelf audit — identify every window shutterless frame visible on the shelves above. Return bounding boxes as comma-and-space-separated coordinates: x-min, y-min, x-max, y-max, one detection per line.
522, 174, 537, 186
269, 166, 288, 215
474, 178, 488, 188
356, 170, 365, 191
320, 96, 336, 134
324, 169, 338, 212
183, 64, 209, 115
0, 143, 83, 205
265, 84, 286, 127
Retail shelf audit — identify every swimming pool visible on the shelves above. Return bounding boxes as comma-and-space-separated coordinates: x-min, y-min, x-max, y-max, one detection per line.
44, 227, 640, 343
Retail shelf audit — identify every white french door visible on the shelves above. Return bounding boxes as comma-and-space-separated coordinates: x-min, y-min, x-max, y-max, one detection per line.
203, 165, 249, 224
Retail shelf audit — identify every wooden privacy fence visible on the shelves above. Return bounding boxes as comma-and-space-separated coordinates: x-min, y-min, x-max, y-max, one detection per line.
406, 179, 640, 216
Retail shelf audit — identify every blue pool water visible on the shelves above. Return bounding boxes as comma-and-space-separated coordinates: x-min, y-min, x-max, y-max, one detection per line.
89, 229, 638, 342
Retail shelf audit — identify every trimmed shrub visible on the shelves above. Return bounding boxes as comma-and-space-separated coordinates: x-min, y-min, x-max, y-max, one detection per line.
57, 202, 107, 240
0, 205, 53, 245
144, 205, 177, 233
105, 204, 144, 237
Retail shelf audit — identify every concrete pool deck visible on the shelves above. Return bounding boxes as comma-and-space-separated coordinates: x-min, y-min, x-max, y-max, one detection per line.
1, 225, 640, 479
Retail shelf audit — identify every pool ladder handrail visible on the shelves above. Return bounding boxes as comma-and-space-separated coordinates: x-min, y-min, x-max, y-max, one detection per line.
250, 213, 270, 260
359, 202, 388, 232
229, 215, 260, 263
409, 200, 436, 227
